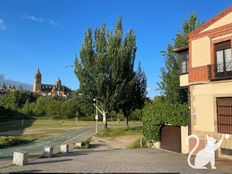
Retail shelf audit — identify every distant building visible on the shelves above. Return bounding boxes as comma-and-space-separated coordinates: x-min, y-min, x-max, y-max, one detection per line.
0, 83, 17, 96
33, 69, 72, 97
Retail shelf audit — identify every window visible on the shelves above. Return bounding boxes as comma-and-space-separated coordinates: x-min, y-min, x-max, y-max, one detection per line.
217, 97, 232, 134
179, 51, 189, 74
215, 40, 232, 75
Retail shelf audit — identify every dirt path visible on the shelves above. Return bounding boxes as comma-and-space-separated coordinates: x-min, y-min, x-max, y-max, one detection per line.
90, 134, 142, 150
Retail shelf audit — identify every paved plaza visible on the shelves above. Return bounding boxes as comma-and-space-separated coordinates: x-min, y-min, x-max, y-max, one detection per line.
1, 126, 232, 173
1, 147, 232, 173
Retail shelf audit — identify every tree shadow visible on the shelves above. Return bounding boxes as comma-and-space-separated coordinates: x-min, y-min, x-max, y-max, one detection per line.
53, 148, 122, 158
0, 113, 35, 136
11, 170, 43, 173
28, 159, 73, 165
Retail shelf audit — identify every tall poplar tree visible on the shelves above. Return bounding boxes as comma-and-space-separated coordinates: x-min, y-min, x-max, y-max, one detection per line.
158, 14, 201, 103
75, 18, 147, 129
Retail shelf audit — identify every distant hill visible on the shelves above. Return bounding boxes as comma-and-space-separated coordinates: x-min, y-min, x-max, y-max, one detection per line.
0, 74, 33, 91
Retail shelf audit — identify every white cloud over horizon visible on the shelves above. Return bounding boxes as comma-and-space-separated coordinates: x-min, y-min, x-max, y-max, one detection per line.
0, 19, 7, 30
22, 15, 44, 22
49, 20, 60, 26
22, 15, 60, 27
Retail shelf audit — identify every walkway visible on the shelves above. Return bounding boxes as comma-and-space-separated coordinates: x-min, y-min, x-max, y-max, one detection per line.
0, 127, 95, 159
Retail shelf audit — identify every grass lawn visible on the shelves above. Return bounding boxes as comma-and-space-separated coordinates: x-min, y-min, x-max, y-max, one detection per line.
97, 126, 143, 138
0, 119, 142, 132
0, 119, 142, 148
0, 135, 41, 148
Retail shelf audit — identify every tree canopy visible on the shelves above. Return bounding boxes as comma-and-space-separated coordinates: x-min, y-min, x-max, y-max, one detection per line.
74, 18, 147, 128
158, 14, 201, 103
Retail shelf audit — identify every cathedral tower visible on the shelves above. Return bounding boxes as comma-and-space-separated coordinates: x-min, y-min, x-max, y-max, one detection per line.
33, 68, 42, 93
55, 78, 62, 91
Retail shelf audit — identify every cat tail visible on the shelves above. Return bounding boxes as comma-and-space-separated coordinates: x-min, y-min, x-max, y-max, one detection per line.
186, 134, 199, 169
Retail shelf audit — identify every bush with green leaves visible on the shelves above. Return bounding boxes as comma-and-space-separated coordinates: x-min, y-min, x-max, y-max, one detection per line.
0, 136, 38, 148
142, 101, 189, 141
130, 109, 143, 121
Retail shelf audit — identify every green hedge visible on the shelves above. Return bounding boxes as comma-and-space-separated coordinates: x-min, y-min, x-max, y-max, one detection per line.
142, 102, 189, 141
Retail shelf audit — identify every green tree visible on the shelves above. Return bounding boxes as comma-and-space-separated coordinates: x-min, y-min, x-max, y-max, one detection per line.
33, 96, 48, 116
75, 18, 147, 129
21, 100, 33, 116
0, 91, 37, 111
45, 99, 61, 119
115, 63, 147, 127
158, 14, 201, 103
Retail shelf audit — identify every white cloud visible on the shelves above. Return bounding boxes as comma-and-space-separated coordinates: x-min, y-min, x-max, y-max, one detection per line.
22, 15, 60, 27
22, 15, 44, 22
49, 20, 59, 26
0, 19, 7, 30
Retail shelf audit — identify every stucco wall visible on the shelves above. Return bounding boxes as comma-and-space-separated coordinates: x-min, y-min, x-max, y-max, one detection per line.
191, 81, 232, 157
202, 12, 232, 32
179, 74, 189, 87
212, 33, 232, 41
181, 126, 189, 154
191, 37, 211, 67
191, 80, 232, 132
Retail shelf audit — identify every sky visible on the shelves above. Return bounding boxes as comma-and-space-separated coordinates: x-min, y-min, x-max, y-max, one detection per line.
0, 0, 231, 98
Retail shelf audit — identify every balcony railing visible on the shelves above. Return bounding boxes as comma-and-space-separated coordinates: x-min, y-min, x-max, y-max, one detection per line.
208, 62, 232, 81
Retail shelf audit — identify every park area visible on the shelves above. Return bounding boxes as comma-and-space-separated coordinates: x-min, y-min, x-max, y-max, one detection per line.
0, 119, 143, 169
1, 119, 232, 173
0, 119, 142, 149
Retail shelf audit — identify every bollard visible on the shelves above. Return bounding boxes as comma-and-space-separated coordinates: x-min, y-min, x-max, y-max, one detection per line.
74, 142, 82, 148
60, 144, 69, 153
43, 146, 53, 157
13, 152, 28, 166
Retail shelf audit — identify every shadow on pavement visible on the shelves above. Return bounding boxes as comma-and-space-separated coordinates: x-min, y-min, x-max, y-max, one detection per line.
11, 169, 42, 173
0, 116, 36, 135
28, 159, 73, 165
53, 148, 123, 158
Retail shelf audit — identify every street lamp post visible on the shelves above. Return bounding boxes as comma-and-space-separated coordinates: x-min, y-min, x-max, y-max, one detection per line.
93, 98, 98, 134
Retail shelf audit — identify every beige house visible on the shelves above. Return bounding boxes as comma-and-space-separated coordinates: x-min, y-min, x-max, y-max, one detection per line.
177, 5, 232, 158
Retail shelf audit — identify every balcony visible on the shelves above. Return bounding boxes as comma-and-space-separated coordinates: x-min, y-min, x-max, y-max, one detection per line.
208, 62, 232, 81
180, 74, 189, 87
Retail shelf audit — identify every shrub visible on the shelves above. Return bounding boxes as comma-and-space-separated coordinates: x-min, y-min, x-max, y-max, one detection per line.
142, 101, 189, 141
130, 109, 143, 121
0, 136, 37, 148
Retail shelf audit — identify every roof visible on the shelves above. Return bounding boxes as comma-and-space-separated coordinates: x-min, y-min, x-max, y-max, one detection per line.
189, 5, 232, 37
174, 5, 232, 51
173, 45, 189, 53
41, 83, 72, 93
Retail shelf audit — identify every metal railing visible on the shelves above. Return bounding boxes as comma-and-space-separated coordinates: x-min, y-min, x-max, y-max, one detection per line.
208, 62, 232, 80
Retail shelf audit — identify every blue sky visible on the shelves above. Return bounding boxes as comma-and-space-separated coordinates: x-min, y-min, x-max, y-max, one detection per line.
0, 0, 231, 98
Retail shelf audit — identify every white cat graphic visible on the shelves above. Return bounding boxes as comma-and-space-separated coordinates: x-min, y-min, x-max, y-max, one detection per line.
186, 134, 230, 169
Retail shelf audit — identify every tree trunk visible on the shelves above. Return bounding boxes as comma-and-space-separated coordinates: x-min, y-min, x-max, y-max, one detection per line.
103, 110, 108, 131
124, 116, 129, 128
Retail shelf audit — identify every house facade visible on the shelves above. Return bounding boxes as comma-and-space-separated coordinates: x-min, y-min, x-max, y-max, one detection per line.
178, 6, 232, 158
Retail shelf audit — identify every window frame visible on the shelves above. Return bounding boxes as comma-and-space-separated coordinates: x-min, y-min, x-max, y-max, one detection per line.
179, 51, 189, 75
214, 40, 232, 77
